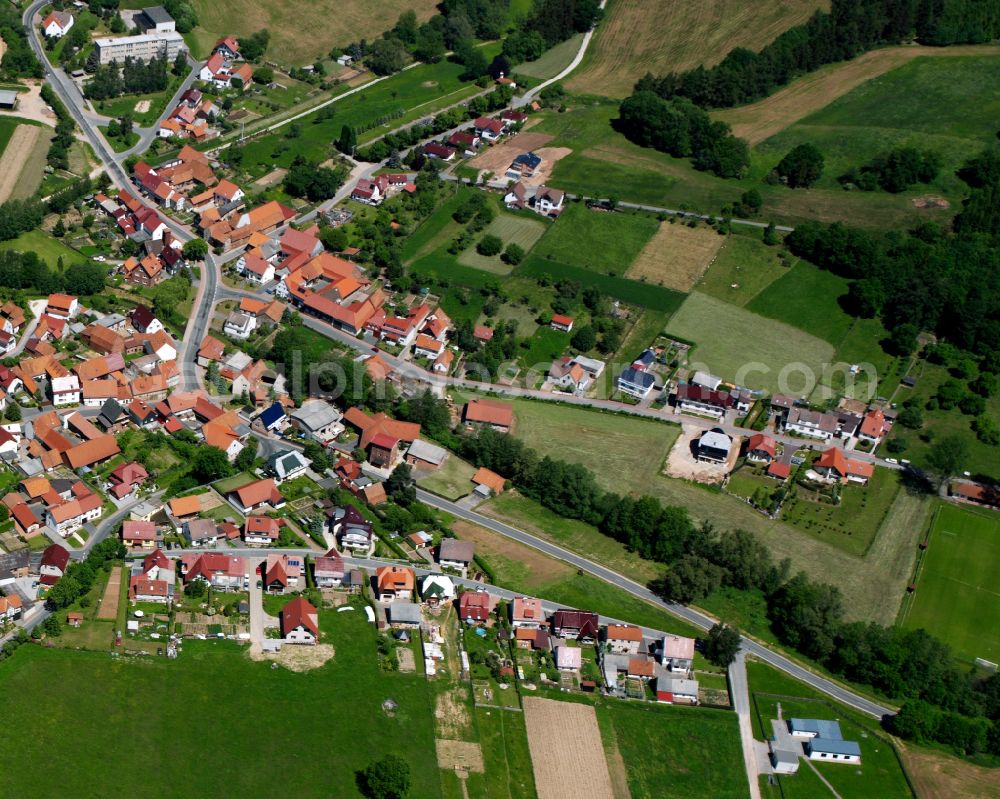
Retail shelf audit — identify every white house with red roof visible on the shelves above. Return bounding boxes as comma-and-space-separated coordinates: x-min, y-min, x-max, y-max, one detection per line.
39, 543, 70, 586
42, 10, 74, 37
473, 116, 505, 142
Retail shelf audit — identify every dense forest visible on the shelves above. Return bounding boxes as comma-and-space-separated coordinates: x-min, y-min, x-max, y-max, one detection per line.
633, 0, 1000, 110
785, 146, 1000, 359
455, 421, 1000, 755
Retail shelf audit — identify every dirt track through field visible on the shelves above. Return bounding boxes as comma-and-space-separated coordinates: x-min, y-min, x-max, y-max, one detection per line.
97, 566, 123, 620
716, 44, 1000, 145
523, 697, 614, 799
0, 124, 41, 203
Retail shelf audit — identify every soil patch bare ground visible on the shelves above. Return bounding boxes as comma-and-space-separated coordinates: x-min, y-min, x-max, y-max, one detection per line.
468, 133, 553, 174
898, 742, 999, 799
435, 688, 474, 739
715, 44, 1000, 146
0, 125, 41, 203
435, 739, 484, 773
523, 146, 572, 187
626, 222, 725, 291
254, 167, 287, 188
249, 643, 335, 671
133, 99, 151, 114
397, 646, 416, 672
523, 697, 614, 799
451, 520, 572, 589
97, 566, 123, 620
664, 424, 740, 484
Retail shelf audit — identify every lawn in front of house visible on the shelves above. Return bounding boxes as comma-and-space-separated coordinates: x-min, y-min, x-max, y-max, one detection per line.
417, 453, 478, 501
600, 699, 747, 799
211, 472, 258, 494
748, 659, 915, 799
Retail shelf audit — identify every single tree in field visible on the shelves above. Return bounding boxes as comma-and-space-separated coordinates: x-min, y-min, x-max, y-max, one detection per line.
774, 143, 824, 188
703, 623, 741, 668
361, 754, 410, 799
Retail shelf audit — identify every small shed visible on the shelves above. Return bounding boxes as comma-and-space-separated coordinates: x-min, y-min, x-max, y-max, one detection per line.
0, 90, 19, 111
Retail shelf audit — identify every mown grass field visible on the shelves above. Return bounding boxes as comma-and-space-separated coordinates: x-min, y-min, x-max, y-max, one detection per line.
667, 290, 835, 394
187, 0, 439, 62
513, 33, 584, 80
601, 700, 747, 799
749, 659, 916, 799
566, 0, 827, 98
457, 211, 549, 274
480, 491, 662, 585
901, 503, 1000, 664
625, 220, 725, 291
0, 229, 86, 268
696, 233, 791, 306
530, 203, 659, 276
0, 609, 443, 798
744, 261, 893, 399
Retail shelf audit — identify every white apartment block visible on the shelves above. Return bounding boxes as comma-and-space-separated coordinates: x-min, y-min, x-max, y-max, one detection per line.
95, 32, 186, 65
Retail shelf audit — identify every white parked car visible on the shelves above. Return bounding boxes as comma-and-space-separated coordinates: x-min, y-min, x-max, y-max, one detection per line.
884, 458, 898, 465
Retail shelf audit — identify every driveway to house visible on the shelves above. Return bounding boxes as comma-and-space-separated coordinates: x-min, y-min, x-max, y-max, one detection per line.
730, 651, 764, 799
247, 556, 266, 655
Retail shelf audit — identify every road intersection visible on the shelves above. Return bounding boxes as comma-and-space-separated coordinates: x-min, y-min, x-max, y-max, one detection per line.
15, 11, 897, 737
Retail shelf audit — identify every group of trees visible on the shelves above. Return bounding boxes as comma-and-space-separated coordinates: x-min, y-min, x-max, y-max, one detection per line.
283, 155, 349, 201
455, 423, 1000, 754
0, 250, 106, 298
240, 30, 271, 62
840, 147, 942, 193
781, 147, 1000, 362
503, 0, 602, 65
634, 0, 1000, 111
85, 56, 169, 100
616, 93, 749, 178
772, 143, 824, 188
162, 0, 198, 33
45, 538, 126, 610
41, 83, 77, 172
0, 6, 43, 80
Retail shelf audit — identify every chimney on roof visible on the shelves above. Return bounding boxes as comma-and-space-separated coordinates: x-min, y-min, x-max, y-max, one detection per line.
162, 229, 172, 248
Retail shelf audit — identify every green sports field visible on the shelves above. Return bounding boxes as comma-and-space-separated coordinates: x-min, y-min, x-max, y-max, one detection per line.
902, 503, 1000, 664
